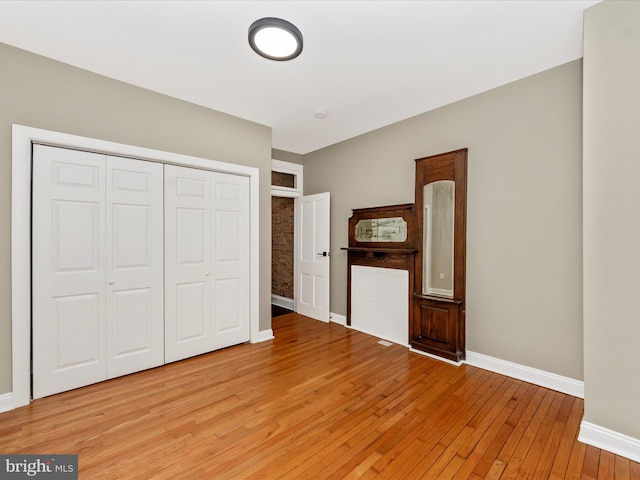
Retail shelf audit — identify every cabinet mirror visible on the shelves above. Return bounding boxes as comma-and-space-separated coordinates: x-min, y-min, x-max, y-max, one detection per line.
423, 180, 455, 297
355, 217, 407, 242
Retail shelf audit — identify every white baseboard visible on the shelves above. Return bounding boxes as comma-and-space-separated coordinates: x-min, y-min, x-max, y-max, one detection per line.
465, 351, 584, 398
252, 329, 275, 343
0, 392, 13, 413
330, 312, 347, 326
271, 294, 294, 311
579, 421, 640, 463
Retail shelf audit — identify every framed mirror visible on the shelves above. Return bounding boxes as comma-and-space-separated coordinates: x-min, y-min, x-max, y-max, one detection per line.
355, 217, 408, 242
423, 180, 455, 297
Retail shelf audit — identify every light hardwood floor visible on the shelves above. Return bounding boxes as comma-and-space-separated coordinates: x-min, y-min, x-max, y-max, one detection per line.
1, 313, 638, 479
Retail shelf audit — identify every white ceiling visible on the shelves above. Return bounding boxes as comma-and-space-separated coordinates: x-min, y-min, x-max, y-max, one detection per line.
0, 1, 599, 154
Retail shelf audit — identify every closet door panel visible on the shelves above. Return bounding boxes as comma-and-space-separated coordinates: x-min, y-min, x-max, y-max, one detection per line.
211, 172, 250, 347
32, 145, 107, 399
106, 157, 164, 377
175, 283, 207, 341
164, 165, 213, 362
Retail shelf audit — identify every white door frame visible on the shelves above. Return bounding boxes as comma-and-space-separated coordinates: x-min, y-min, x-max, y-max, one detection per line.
11, 124, 260, 409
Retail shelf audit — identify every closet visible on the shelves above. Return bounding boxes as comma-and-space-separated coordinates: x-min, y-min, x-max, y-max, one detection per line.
32, 145, 249, 398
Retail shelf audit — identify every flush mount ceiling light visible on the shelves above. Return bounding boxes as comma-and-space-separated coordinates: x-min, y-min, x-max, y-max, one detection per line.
248, 17, 303, 61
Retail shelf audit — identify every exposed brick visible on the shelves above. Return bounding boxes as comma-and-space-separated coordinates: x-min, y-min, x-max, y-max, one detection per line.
272, 196, 294, 299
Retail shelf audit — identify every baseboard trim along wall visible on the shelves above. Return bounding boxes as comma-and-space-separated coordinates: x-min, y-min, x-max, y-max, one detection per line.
330, 312, 347, 326
579, 421, 640, 463
0, 392, 13, 413
271, 294, 294, 311
253, 329, 275, 343
465, 351, 585, 398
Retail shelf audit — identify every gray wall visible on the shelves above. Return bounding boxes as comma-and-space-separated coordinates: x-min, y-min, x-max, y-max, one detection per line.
0, 42, 273, 395
272, 148, 304, 165
583, 1, 640, 440
304, 60, 584, 380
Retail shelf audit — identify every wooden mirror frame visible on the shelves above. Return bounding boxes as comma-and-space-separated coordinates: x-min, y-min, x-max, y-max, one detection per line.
411, 148, 468, 362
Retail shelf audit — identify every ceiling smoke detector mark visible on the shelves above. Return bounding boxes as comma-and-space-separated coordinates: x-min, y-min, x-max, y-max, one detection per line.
378, 340, 393, 347
314, 109, 327, 119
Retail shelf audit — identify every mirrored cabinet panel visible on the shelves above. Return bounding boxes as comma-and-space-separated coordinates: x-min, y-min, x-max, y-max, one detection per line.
412, 149, 467, 362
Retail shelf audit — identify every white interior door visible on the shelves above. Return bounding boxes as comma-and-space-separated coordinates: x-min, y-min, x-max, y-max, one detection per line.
164, 166, 250, 362
164, 165, 212, 362
106, 156, 164, 377
295, 192, 330, 322
32, 145, 107, 399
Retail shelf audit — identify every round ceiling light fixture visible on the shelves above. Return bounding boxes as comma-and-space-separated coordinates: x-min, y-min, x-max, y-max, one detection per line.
248, 17, 303, 61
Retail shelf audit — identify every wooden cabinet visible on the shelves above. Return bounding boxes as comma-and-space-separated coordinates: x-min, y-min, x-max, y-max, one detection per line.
411, 149, 468, 362
412, 295, 465, 362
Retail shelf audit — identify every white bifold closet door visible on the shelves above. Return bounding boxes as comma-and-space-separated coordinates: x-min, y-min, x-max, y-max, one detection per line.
32, 145, 164, 399
164, 165, 250, 363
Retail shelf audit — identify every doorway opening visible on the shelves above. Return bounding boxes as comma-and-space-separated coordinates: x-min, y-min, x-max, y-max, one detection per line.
271, 160, 303, 317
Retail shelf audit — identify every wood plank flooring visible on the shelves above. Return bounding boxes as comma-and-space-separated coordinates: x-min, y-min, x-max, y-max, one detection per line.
1, 313, 638, 479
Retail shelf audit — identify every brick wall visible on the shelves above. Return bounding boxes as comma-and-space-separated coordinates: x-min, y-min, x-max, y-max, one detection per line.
272, 196, 294, 299
272, 171, 295, 188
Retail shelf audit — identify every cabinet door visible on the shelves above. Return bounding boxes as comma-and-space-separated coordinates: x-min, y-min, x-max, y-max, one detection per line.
411, 298, 463, 362
32, 145, 107, 399
106, 157, 164, 378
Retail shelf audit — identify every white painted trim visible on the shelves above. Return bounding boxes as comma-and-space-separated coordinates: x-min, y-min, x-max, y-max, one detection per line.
253, 329, 275, 343
330, 312, 347, 326
11, 124, 260, 410
465, 351, 584, 398
579, 421, 640, 463
0, 393, 13, 413
271, 294, 294, 311
409, 348, 464, 366
271, 186, 300, 198
271, 159, 303, 197
11, 125, 33, 409
249, 169, 260, 346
